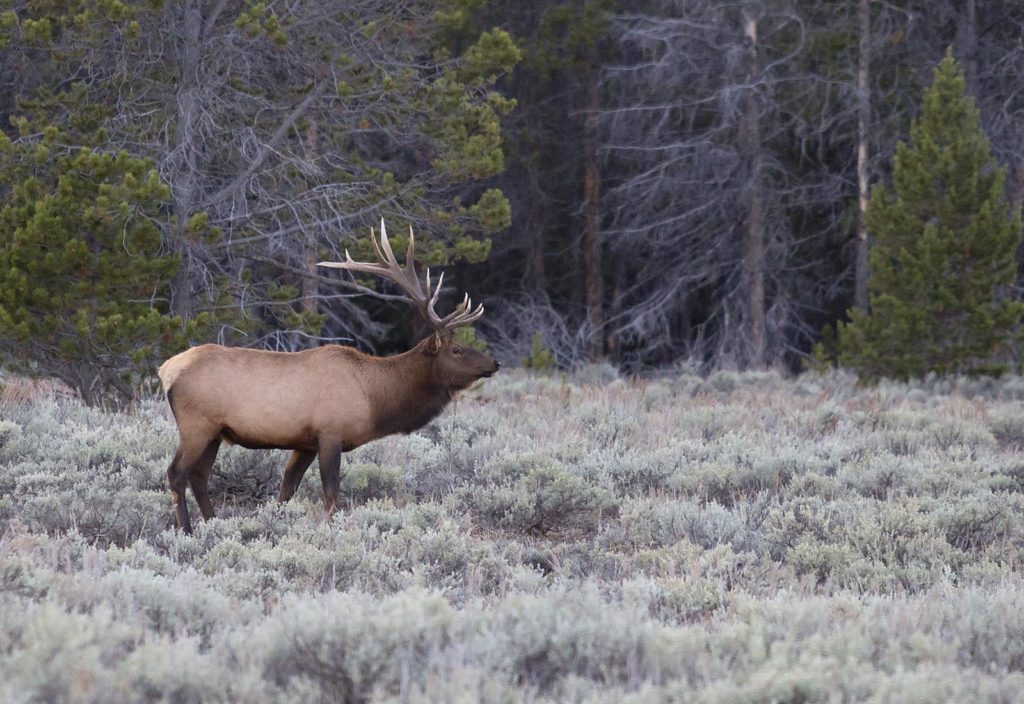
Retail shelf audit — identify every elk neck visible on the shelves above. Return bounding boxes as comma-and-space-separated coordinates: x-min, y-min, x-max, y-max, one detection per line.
367, 343, 452, 437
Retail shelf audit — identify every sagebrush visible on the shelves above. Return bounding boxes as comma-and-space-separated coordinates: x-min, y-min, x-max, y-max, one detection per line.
2, 368, 1024, 702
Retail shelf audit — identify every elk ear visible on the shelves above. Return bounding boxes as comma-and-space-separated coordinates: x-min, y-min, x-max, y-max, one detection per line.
424, 333, 442, 355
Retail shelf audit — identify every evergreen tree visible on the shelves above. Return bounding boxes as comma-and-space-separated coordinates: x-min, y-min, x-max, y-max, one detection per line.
836, 50, 1023, 380
0, 126, 206, 403
0, 2, 519, 353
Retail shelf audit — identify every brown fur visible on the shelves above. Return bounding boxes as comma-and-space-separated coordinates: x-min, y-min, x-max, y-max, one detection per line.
159, 336, 498, 532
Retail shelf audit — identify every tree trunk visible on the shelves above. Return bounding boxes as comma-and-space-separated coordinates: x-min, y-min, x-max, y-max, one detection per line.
606, 256, 626, 362
958, 0, 978, 95
740, 5, 766, 368
300, 236, 318, 312
528, 177, 547, 296
300, 118, 320, 320
854, 0, 871, 311
170, 0, 203, 320
583, 55, 604, 361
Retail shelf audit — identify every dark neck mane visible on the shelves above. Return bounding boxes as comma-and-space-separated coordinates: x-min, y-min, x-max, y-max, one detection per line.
368, 342, 451, 438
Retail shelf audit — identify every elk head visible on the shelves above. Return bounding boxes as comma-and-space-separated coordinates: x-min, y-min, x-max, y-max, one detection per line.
318, 220, 499, 391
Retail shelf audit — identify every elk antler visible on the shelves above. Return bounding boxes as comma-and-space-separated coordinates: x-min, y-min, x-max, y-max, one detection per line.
318, 219, 485, 334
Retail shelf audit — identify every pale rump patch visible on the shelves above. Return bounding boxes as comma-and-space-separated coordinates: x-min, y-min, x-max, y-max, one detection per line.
157, 352, 192, 391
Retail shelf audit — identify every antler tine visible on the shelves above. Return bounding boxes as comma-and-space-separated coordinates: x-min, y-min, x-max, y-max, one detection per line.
444, 303, 485, 330
416, 267, 445, 331
371, 219, 427, 303
318, 219, 486, 334
368, 225, 387, 265
319, 221, 420, 301
439, 293, 470, 323
377, 219, 400, 269
438, 292, 485, 331
464, 304, 485, 325
427, 269, 445, 322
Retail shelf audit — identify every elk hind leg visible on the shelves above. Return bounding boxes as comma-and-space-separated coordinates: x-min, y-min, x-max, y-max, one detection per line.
187, 439, 222, 521
318, 442, 343, 516
167, 429, 219, 533
167, 448, 192, 533
279, 449, 316, 503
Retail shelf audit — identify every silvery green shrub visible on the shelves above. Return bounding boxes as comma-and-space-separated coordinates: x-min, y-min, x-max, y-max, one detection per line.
457, 456, 614, 535
3, 371, 1024, 701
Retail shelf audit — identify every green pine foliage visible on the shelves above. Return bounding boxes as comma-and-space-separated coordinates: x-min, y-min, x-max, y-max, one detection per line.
837, 51, 1024, 381
453, 326, 488, 352
0, 130, 204, 403
521, 332, 557, 371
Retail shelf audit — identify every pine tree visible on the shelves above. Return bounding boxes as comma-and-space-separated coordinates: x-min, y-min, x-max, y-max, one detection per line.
0, 126, 206, 404
0, 2, 520, 349
836, 50, 1023, 380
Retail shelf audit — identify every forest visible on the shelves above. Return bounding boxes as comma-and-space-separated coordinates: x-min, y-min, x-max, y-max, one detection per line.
0, 0, 1022, 400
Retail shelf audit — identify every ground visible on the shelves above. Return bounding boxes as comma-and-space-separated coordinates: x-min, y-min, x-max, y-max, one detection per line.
1, 368, 1023, 703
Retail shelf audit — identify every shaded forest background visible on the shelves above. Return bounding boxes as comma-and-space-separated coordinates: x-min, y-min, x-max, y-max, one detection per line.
0, 0, 1023, 400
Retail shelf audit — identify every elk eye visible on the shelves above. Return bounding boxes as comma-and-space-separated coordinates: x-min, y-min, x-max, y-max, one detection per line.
452, 347, 463, 355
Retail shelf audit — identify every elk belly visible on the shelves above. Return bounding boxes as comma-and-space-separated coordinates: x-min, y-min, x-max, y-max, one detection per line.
219, 424, 318, 452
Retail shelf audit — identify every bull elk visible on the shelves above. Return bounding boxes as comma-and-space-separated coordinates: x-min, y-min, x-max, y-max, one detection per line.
158, 220, 499, 532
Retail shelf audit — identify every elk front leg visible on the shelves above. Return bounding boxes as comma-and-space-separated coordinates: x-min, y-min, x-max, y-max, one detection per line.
279, 449, 316, 502
187, 439, 222, 521
317, 442, 343, 516
167, 448, 192, 533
